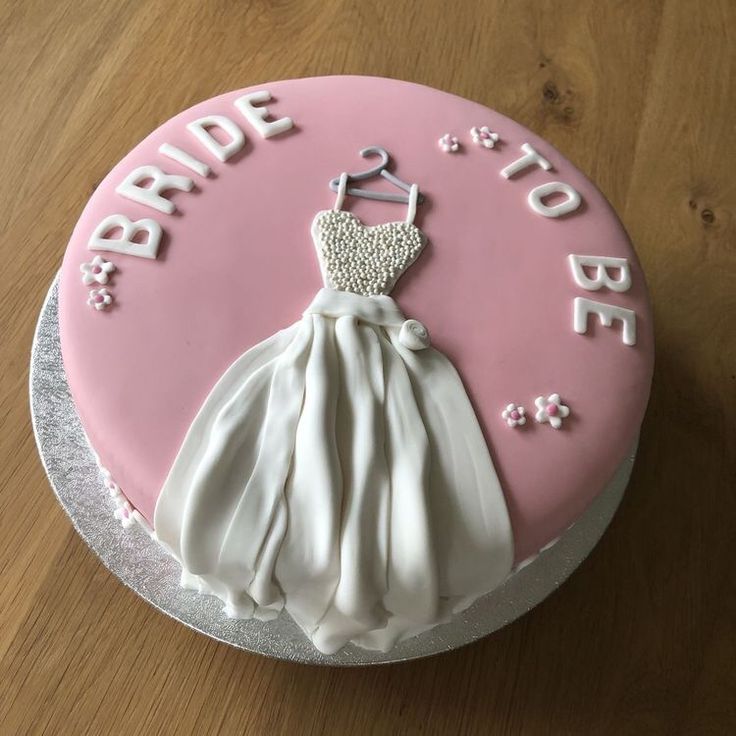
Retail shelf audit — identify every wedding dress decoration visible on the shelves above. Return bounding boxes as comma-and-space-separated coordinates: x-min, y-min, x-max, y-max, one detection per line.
154, 148, 514, 654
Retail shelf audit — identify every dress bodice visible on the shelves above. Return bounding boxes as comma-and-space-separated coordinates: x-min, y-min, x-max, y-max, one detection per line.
311, 210, 426, 297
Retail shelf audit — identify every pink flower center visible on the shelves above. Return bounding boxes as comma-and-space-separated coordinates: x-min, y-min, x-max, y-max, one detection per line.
93, 294, 104, 303
510, 410, 520, 420
92, 265, 102, 274
480, 130, 490, 139
546, 403, 558, 416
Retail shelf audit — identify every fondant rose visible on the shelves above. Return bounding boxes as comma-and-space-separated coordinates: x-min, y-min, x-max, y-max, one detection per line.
399, 319, 430, 350
534, 393, 570, 429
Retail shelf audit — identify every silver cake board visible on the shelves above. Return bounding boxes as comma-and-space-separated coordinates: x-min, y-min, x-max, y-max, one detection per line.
30, 275, 635, 666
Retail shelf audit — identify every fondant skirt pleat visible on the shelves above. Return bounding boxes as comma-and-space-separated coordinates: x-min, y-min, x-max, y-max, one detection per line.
154, 288, 514, 654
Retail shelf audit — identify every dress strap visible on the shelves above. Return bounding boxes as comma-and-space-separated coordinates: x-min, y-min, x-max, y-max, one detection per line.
333, 172, 349, 211
406, 184, 419, 224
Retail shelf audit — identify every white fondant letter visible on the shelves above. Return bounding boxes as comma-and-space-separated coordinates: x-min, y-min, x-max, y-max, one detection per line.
186, 115, 245, 162
234, 90, 293, 139
573, 297, 636, 346
88, 214, 162, 259
159, 143, 210, 177
501, 143, 552, 179
528, 181, 581, 218
116, 165, 194, 215
568, 255, 632, 292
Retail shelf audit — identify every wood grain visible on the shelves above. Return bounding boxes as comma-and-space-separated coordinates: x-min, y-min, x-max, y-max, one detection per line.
2, 1, 735, 733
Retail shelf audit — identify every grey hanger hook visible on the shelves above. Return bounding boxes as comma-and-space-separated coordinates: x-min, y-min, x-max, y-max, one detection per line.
346, 146, 390, 180
329, 146, 425, 205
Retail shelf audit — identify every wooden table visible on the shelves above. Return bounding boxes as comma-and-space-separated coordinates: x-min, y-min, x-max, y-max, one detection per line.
2, 1, 734, 733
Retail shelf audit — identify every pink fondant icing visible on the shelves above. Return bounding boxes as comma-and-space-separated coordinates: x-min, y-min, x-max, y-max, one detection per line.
58, 76, 653, 562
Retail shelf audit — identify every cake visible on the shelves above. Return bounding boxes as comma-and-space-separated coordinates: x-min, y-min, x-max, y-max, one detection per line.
58, 76, 653, 655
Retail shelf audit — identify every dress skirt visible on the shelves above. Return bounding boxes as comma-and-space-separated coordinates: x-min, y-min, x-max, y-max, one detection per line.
154, 288, 514, 654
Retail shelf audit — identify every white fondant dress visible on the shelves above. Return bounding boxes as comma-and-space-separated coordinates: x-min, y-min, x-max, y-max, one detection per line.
154, 182, 514, 654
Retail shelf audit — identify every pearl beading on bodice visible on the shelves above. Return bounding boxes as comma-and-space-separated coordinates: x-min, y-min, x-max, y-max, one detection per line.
312, 210, 426, 297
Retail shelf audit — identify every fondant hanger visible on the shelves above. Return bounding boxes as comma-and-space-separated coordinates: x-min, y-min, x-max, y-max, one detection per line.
329, 146, 425, 205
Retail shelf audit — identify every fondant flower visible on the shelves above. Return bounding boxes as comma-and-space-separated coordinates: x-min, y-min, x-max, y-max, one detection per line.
534, 393, 570, 429
399, 319, 430, 350
471, 126, 500, 149
95, 459, 120, 494
100, 468, 120, 494
94, 458, 133, 525
438, 133, 460, 153
81, 255, 115, 285
87, 287, 113, 310
502, 403, 526, 428
114, 500, 135, 529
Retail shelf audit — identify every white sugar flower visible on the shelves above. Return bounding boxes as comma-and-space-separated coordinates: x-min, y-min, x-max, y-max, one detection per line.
471, 126, 500, 149
114, 500, 135, 529
439, 133, 460, 153
534, 393, 570, 429
87, 287, 113, 311
501, 403, 526, 428
98, 466, 120, 494
81, 255, 115, 285
399, 319, 430, 350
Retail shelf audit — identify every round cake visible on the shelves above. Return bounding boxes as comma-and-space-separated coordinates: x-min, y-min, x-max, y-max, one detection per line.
58, 76, 653, 655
